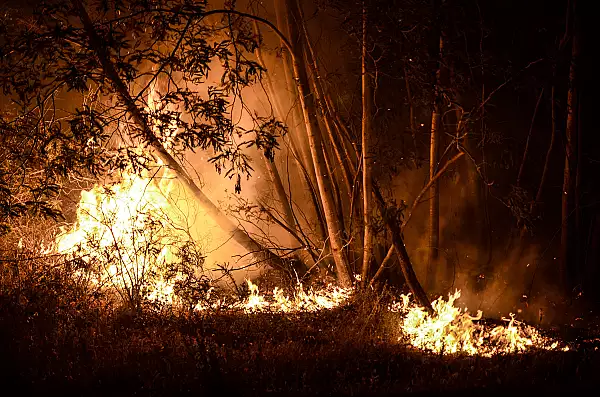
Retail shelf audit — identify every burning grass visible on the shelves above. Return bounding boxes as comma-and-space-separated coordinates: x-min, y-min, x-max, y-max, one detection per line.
392, 290, 566, 356
47, 138, 567, 359
0, 271, 598, 396
0, 111, 586, 393
48, 163, 569, 359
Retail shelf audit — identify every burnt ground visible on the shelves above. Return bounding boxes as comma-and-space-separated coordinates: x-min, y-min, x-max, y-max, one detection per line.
1, 283, 600, 397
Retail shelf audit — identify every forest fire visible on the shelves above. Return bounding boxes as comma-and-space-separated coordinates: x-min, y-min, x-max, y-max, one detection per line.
53, 151, 353, 312
54, 161, 189, 305
54, 168, 354, 312
2, 0, 595, 393
392, 290, 566, 356
55, 173, 563, 355
237, 279, 353, 313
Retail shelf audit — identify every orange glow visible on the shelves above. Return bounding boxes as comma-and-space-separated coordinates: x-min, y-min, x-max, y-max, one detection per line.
391, 290, 566, 356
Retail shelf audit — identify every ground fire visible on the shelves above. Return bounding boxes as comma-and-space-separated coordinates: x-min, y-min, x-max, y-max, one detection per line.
53, 164, 566, 355
1, 0, 596, 394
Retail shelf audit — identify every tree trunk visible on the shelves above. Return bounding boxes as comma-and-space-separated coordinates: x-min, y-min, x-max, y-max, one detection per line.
323, 91, 360, 165
560, 0, 579, 293
72, 0, 288, 271
404, 63, 419, 167
273, 0, 317, 185
372, 152, 463, 297
373, 184, 433, 313
360, 3, 374, 286
252, 28, 314, 271
272, 0, 330, 256
427, 36, 443, 291
520, 83, 557, 240
575, 90, 582, 280
284, 0, 352, 287
297, 8, 354, 200
516, 87, 545, 188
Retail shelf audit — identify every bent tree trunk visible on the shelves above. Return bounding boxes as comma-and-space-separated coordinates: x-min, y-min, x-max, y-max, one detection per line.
373, 185, 433, 313
284, 0, 352, 287
73, 0, 288, 271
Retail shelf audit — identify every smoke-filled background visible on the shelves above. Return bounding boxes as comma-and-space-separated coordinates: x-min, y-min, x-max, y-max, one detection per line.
151, 0, 591, 324
1, 0, 595, 322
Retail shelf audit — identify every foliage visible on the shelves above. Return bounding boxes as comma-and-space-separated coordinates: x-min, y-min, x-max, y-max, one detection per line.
0, 0, 286, 227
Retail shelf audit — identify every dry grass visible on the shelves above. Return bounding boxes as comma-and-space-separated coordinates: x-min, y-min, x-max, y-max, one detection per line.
1, 266, 599, 397
1, 221, 599, 397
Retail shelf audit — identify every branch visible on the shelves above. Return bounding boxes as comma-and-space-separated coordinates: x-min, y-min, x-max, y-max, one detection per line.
476, 58, 544, 112
402, 152, 465, 230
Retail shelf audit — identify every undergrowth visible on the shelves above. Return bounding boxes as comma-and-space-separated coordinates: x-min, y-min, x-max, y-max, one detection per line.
1, 224, 599, 396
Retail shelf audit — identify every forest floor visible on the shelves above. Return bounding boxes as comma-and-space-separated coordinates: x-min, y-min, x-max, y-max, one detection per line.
1, 277, 600, 397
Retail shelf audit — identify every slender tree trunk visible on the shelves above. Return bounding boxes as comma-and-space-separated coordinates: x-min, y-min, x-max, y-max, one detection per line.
323, 145, 345, 233
323, 91, 360, 164
560, 0, 579, 293
252, 28, 314, 271
273, 0, 317, 184
404, 63, 419, 166
252, 28, 300, 234
371, 152, 463, 297
299, 9, 362, 271
427, 36, 443, 291
272, 0, 330, 257
520, 83, 557, 240
541, 83, 558, 206
284, 0, 352, 287
360, 3, 374, 286
297, 9, 354, 200
310, 78, 353, 199
72, 0, 287, 271
574, 90, 583, 282
369, 242, 395, 287
320, 88, 362, 268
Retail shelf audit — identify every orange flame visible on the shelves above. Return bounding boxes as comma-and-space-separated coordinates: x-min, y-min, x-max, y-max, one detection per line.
391, 290, 566, 356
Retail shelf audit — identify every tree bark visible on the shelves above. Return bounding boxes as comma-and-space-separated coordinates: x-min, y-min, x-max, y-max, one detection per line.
360, 2, 374, 286
284, 0, 352, 287
273, 0, 317, 185
560, 0, 579, 293
404, 63, 419, 166
373, 184, 433, 313
520, 84, 557, 240
252, 28, 314, 271
374, 151, 464, 287
72, 0, 288, 271
296, 8, 354, 200
427, 36, 443, 291
272, 0, 330, 255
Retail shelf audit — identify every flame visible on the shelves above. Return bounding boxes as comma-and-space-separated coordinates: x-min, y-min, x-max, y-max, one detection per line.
55, 84, 203, 305
55, 163, 192, 305
49, 87, 566, 355
237, 279, 353, 313
391, 290, 565, 356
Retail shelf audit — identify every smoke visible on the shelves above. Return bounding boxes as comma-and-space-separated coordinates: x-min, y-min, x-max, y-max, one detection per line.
395, 162, 565, 324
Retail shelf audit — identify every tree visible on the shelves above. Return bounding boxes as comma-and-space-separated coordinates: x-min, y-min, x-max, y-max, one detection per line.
1, 0, 289, 270
560, 0, 580, 293
282, 0, 352, 287
360, 2, 374, 286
